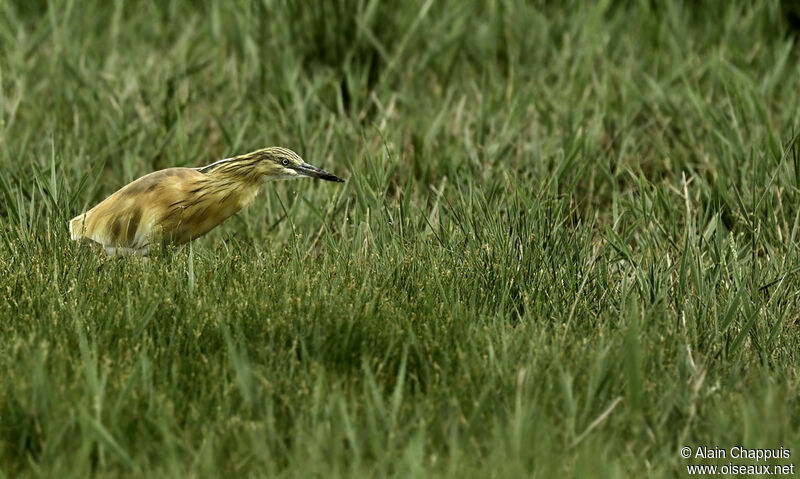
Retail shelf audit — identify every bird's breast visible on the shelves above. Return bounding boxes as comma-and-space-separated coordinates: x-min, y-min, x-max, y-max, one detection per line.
158, 182, 261, 244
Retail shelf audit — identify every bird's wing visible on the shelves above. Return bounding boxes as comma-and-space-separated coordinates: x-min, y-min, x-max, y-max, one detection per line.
69, 168, 206, 250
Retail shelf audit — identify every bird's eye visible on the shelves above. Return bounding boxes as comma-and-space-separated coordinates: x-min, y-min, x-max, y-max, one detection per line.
281, 159, 290, 166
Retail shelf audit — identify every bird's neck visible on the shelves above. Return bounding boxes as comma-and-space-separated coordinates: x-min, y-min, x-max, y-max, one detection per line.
198, 171, 264, 211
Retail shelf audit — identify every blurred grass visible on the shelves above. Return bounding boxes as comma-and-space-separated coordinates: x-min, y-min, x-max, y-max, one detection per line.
1, 0, 800, 477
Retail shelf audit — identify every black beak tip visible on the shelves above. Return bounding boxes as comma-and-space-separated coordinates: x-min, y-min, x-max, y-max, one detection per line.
320, 173, 345, 183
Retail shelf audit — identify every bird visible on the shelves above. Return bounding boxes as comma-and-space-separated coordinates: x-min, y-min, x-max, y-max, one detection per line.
69, 147, 344, 256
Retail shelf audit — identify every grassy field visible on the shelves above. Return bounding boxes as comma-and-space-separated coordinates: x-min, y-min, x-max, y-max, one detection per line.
2, 0, 800, 476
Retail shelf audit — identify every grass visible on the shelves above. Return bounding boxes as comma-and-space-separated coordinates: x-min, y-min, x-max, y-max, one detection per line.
1, 0, 800, 476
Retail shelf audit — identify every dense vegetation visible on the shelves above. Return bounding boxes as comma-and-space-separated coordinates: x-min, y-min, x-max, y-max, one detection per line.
1, 0, 799, 476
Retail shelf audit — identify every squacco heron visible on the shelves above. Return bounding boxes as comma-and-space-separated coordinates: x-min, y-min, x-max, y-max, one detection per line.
69, 147, 343, 256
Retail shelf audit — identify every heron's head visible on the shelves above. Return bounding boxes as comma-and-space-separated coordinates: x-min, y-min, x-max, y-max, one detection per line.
254, 147, 344, 183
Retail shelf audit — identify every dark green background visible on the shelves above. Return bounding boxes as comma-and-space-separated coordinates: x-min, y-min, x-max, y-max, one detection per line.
1, 1, 799, 476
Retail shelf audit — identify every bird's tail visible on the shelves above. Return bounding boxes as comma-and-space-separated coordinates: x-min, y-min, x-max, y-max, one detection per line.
69, 213, 88, 240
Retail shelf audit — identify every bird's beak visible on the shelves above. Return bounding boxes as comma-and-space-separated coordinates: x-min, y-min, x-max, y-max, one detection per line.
291, 162, 344, 182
